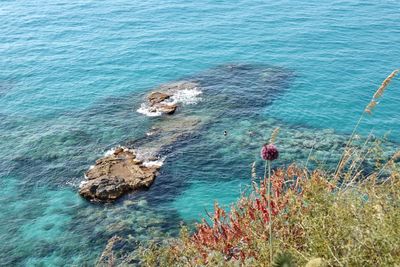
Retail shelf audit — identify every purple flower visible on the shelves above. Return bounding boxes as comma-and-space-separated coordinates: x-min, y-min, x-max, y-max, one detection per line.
261, 144, 279, 161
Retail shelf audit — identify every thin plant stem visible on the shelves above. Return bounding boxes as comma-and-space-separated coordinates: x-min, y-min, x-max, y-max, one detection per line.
377, 161, 391, 182
305, 141, 315, 170
334, 111, 365, 178
267, 160, 273, 263
264, 160, 268, 182
342, 131, 374, 188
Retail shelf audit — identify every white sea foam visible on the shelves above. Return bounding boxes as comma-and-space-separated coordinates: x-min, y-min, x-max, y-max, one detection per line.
134, 147, 157, 162
132, 146, 165, 168
103, 146, 133, 157
137, 86, 202, 117
146, 131, 156, 136
137, 103, 162, 117
143, 157, 166, 168
104, 147, 117, 157
168, 87, 202, 105
65, 180, 83, 188
79, 180, 87, 188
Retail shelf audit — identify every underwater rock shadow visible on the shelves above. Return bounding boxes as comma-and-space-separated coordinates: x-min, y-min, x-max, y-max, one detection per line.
79, 64, 293, 206
191, 63, 294, 117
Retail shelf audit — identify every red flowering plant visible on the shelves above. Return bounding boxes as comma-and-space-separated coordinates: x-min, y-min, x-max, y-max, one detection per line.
186, 128, 335, 264
189, 164, 335, 264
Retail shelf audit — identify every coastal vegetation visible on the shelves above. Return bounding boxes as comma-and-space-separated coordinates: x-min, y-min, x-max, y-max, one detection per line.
132, 70, 400, 266
139, 164, 400, 266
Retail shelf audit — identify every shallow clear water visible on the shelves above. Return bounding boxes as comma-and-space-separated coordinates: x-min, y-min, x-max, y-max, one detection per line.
1, 1, 399, 265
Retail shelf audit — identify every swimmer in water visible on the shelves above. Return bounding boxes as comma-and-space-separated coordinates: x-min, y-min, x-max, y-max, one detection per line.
224, 130, 227, 136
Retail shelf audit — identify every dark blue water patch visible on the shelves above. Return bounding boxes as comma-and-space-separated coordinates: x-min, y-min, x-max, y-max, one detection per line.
189, 63, 294, 118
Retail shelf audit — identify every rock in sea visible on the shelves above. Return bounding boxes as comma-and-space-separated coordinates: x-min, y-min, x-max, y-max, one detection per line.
79, 147, 160, 202
151, 103, 177, 115
144, 81, 199, 115
148, 91, 171, 105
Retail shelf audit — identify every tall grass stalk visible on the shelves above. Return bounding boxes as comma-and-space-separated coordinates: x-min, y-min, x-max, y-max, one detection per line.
342, 131, 374, 187
304, 141, 315, 169
376, 150, 400, 182
334, 69, 399, 179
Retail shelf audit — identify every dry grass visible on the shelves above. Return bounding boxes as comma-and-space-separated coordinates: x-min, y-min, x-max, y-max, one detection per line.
270, 127, 280, 144
372, 69, 399, 100
335, 69, 399, 178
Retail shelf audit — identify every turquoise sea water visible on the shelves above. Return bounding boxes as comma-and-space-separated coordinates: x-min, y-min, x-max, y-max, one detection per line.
1, 1, 399, 265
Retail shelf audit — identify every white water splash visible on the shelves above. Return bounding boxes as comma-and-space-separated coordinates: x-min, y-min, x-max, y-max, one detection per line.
168, 87, 202, 105
104, 147, 117, 157
137, 86, 202, 117
143, 157, 166, 168
146, 130, 158, 136
134, 146, 158, 162
79, 180, 87, 188
103, 146, 134, 157
137, 103, 163, 117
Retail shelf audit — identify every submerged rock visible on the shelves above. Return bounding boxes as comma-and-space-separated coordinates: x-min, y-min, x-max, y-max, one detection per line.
138, 115, 204, 153
79, 147, 160, 202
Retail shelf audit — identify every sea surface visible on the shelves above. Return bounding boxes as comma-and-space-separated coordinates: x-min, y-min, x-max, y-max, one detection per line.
1, 1, 399, 266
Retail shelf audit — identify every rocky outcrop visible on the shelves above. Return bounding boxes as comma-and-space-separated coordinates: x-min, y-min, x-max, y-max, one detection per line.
153, 103, 177, 115
148, 92, 171, 105
79, 147, 160, 202
143, 81, 200, 116
146, 92, 176, 115
80, 115, 204, 202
